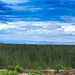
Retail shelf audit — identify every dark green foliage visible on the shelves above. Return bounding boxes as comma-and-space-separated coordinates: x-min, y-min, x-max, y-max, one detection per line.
0, 71, 18, 75
53, 70, 59, 74
66, 66, 72, 72
62, 71, 72, 75
54, 64, 63, 73
28, 71, 45, 75
8, 66, 15, 71
54, 65, 72, 74
7, 65, 23, 73
0, 44, 75, 69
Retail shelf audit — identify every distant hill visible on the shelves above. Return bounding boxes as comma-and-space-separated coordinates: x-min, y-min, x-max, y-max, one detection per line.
1, 40, 75, 45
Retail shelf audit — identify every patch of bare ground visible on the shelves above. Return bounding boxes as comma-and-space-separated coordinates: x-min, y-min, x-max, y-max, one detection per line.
19, 73, 28, 75
0, 69, 7, 71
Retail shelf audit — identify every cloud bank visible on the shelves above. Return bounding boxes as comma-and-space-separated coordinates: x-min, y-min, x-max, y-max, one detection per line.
0, 0, 75, 44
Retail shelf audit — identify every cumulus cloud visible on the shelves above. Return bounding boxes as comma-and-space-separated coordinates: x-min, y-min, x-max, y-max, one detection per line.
0, 23, 15, 30
0, 21, 74, 36
62, 26, 75, 34
0, 0, 75, 44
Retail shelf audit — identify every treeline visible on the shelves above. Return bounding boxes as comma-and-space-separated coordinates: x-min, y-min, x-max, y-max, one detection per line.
0, 44, 75, 69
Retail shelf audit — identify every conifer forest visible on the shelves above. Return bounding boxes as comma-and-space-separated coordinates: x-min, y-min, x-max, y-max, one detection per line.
0, 44, 75, 69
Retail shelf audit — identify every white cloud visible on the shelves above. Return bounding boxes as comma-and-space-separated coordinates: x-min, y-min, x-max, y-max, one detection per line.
61, 16, 75, 22
8, 5, 42, 12
62, 26, 75, 34
0, 20, 75, 43
8, 6, 29, 10
0, 21, 75, 36
0, 23, 15, 30
29, 8, 42, 12
1, 0, 30, 4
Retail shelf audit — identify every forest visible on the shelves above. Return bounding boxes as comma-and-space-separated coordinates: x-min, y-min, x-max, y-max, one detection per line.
0, 44, 75, 69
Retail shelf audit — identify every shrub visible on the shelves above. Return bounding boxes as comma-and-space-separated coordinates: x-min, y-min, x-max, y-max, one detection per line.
37, 66, 43, 70
53, 70, 59, 74
46, 67, 50, 70
54, 64, 63, 73
63, 71, 69, 75
15, 65, 23, 73
0, 71, 18, 75
63, 71, 73, 75
66, 66, 72, 72
28, 71, 45, 75
63, 67, 66, 70
25, 69, 28, 70
8, 66, 15, 71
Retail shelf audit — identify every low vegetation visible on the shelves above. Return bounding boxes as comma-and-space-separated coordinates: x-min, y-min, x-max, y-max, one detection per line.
0, 65, 74, 75
0, 71, 18, 75
8, 65, 23, 73
8, 66, 15, 71
53, 65, 73, 75
28, 71, 45, 75
36, 66, 43, 70
15, 65, 23, 73
54, 64, 64, 73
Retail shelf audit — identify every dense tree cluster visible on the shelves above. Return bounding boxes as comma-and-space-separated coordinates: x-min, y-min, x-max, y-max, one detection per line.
0, 44, 75, 69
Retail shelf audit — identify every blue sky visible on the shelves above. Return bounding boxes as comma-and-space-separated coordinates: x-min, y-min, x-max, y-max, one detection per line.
0, 0, 75, 44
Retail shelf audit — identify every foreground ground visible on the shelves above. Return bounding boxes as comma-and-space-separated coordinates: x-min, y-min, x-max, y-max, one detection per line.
0, 69, 75, 75
19, 69, 75, 75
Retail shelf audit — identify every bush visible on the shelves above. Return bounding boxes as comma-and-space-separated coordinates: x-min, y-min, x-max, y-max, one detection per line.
46, 67, 50, 70
0, 71, 18, 75
53, 70, 59, 74
15, 65, 23, 73
37, 66, 43, 70
54, 64, 63, 73
28, 71, 45, 75
8, 66, 15, 71
63, 71, 73, 75
66, 66, 72, 72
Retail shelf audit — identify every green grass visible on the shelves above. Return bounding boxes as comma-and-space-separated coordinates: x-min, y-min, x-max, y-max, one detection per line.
0, 71, 18, 75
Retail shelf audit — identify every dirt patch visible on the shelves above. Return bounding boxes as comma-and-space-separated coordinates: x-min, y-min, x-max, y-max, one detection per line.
0, 69, 7, 71
19, 73, 28, 75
